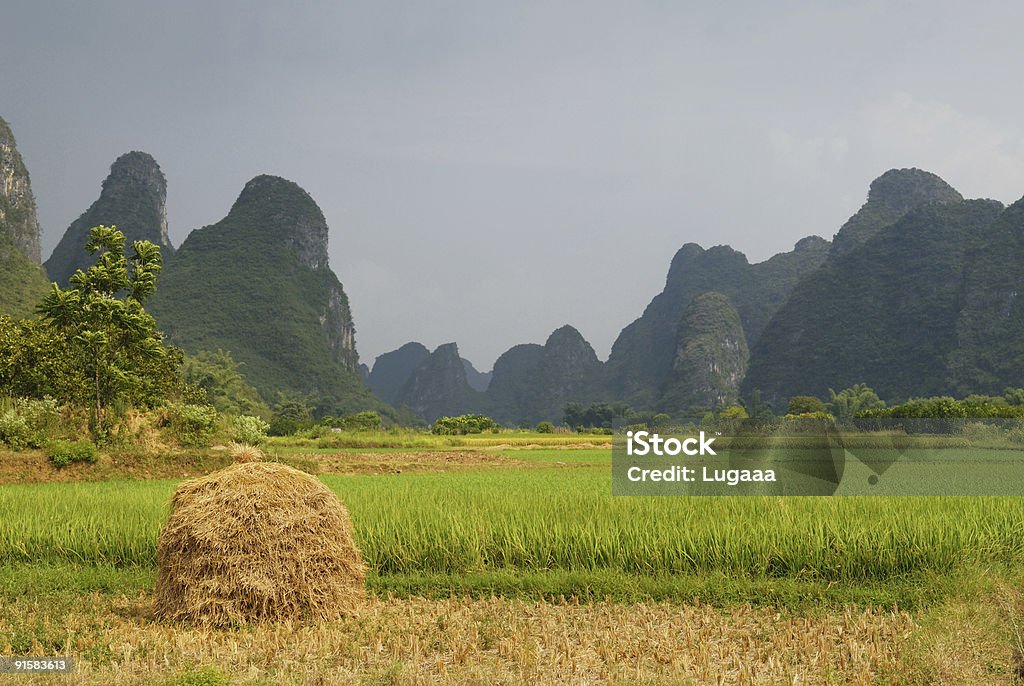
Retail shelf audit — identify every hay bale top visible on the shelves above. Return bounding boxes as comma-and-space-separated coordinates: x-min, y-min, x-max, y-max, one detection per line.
155, 461, 365, 626
171, 460, 326, 507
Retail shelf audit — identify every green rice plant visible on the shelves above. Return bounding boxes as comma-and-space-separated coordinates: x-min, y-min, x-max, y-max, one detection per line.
2, 466, 1023, 587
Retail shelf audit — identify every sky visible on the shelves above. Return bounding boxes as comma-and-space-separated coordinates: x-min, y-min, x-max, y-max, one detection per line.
4, 0, 1024, 371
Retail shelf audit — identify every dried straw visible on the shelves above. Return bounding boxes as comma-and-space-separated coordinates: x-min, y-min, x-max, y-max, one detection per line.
154, 461, 365, 626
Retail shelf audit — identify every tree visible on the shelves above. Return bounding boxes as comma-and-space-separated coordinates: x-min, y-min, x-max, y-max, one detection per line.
786, 395, 827, 416
0, 316, 87, 401
828, 383, 884, 422
181, 349, 269, 416
719, 405, 749, 420
1005, 387, 1024, 406
37, 225, 174, 433
563, 401, 634, 430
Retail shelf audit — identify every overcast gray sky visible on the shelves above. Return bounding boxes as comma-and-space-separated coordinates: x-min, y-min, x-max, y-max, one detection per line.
4, 1, 1024, 370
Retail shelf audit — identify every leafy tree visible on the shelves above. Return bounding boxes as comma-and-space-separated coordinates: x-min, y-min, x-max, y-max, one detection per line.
563, 402, 634, 430
786, 395, 827, 417
857, 395, 1024, 420
431, 414, 498, 435
1005, 387, 1024, 406
273, 392, 314, 421
536, 421, 554, 433
719, 405, 749, 420
0, 316, 87, 401
323, 411, 383, 432
36, 225, 175, 433
233, 414, 270, 445
181, 349, 269, 416
267, 391, 316, 436
828, 383, 884, 422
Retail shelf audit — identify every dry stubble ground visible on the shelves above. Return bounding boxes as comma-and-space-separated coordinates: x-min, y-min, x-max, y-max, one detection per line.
3, 588, 1023, 685
1, 593, 917, 686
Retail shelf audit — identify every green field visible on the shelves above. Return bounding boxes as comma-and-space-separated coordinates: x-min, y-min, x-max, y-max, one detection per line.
3, 446, 1024, 683
2, 450, 1023, 608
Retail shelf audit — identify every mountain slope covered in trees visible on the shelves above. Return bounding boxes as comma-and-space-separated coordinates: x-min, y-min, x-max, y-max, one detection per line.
0, 117, 48, 317
149, 175, 376, 415
743, 198, 1005, 404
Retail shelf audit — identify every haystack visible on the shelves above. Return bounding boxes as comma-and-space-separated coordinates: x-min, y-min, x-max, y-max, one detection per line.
154, 461, 365, 626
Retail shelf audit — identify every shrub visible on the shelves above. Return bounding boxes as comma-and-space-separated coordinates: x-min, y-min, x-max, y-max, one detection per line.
719, 405, 749, 420
170, 666, 231, 686
16, 397, 61, 445
431, 414, 499, 435
786, 396, 827, 416
536, 421, 554, 434
267, 415, 302, 436
168, 403, 218, 447
233, 415, 270, 446
0, 411, 31, 450
47, 439, 98, 468
325, 411, 382, 432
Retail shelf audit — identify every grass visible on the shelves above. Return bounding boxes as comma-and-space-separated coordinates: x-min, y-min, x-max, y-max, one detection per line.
1, 465, 1023, 608
2, 444, 1024, 683
1, 565, 1020, 684
266, 429, 610, 451
0, 586, 946, 685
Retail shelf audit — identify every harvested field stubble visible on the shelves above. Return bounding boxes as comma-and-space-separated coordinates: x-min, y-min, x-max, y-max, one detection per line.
0, 594, 932, 685
154, 462, 365, 626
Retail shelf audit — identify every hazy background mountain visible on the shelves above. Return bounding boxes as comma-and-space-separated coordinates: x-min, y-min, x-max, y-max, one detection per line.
603, 236, 830, 409
45, 152, 174, 286
484, 325, 605, 425
367, 342, 431, 406
949, 198, 1024, 395
744, 194, 1005, 405
392, 343, 481, 422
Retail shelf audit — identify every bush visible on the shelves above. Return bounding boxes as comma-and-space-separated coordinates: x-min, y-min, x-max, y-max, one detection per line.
786, 396, 827, 416
167, 403, 218, 447
0, 411, 31, 450
325, 411, 382, 432
16, 397, 61, 443
536, 421, 554, 434
431, 414, 499, 435
170, 666, 230, 686
719, 405, 749, 420
233, 415, 270, 446
0, 396, 63, 450
47, 439, 98, 468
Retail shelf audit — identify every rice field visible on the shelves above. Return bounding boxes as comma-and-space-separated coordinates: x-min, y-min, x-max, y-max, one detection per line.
3, 450, 1024, 683
1, 462, 1022, 587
